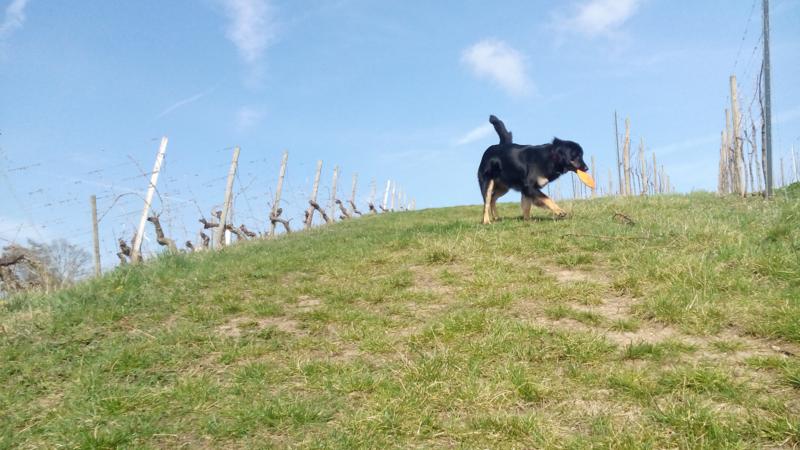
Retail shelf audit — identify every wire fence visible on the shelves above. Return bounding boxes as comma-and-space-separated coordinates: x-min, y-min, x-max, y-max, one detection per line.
0, 139, 416, 274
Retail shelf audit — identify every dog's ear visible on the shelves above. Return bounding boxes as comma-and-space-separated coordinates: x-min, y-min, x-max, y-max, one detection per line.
551, 137, 570, 164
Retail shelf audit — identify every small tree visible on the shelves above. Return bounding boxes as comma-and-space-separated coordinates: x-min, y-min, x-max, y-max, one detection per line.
0, 239, 90, 295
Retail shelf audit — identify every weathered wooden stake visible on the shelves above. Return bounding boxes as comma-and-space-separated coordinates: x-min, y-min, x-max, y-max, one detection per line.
623, 118, 631, 196
304, 160, 323, 229
718, 131, 727, 195
350, 173, 358, 214
652, 152, 659, 195
269, 150, 288, 237
614, 111, 622, 195
216, 146, 240, 247
90, 195, 101, 276
731, 75, 746, 196
369, 179, 378, 214
752, 121, 764, 193
639, 138, 647, 196
131, 136, 168, 262
382, 180, 391, 211
329, 165, 340, 220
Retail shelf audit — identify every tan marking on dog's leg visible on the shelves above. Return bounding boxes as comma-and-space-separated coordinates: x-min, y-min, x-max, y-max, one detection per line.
490, 195, 500, 220
483, 179, 494, 224
521, 195, 532, 220
534, 196, 566, 217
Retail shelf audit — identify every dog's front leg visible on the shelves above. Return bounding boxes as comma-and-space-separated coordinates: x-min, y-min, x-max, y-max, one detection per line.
533, 194, 567, 218
520, 195, 532, 220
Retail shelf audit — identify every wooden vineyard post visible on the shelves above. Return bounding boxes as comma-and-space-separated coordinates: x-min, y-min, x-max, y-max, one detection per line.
349, 173, 359, 215
718, 131, 727, 195
90, 195, 101, 276
368, 179, 378, 214
269, 150, 288, 237
304, 160, 323, 229
639, 139, 647, 196
731, 75, 745, 196
328, 165, 339, 220
131, 136, 168, 263
622, 118, 631, 196
382, 180, 391, 211
216, 146, 240, 248
652, 152, 659, 195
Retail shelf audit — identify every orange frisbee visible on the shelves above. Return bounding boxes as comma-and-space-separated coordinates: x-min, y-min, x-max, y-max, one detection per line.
576, 170, 595, 189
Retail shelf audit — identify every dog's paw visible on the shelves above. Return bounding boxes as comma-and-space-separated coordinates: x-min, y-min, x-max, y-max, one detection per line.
555, 210, 568, 219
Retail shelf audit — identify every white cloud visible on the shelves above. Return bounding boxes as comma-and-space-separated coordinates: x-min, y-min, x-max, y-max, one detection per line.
220, 0, 275, 65
0, 0, 30, 40
454, 123, 494, 146
557, 0, 641, 37
461, 39, 532, 96
235, 106, 264, 131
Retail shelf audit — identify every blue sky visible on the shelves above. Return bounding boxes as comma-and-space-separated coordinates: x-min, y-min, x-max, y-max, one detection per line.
1, 0, 799, 264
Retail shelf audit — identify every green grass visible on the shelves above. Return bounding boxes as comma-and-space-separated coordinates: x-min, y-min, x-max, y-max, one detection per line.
1, 192, 799, 448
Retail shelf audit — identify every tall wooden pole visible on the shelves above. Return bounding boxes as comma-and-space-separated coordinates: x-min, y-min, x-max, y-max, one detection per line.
652, 152, 658, 194
329, 165, 339, 219
215, 146, 240, 247
304, 160, 323, 229
131, 136, 168, 262
731, 75, 745, 196
639, 138, 647, 196
718, 132, 727, 195
622, 118, 631, 196
350, 173, 358, 213
614, 111, 622, 195
752, 121, 764, 193
269, 150, 288, 237
382, 180, 391, 210
725, 109, 733, 194
607, 168, 613, 197
763, 0, 774, 197
90, 195, 101, 276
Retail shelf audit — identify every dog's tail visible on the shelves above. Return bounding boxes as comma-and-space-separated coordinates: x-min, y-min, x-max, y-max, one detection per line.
489, 115, 513, 145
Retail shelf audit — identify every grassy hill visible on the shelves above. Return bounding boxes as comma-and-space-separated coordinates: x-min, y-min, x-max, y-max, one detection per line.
2, 192, 799, 448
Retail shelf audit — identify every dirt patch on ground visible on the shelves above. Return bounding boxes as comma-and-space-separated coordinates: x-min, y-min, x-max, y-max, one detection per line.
408, 265, 456, 296
536, 265, 799, 362
216, 316, 302, 338
544, 265, 609, 284
294, 295, 322, 313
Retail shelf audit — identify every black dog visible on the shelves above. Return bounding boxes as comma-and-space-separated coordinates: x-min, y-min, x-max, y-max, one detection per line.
478, 115, 589, 223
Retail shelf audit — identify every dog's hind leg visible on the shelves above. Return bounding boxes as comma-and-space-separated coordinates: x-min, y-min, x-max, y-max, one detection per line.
521, 195, 532, 220
533, 194, 567, 218
482, 179, 495, 224
490, 182, 508, 221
